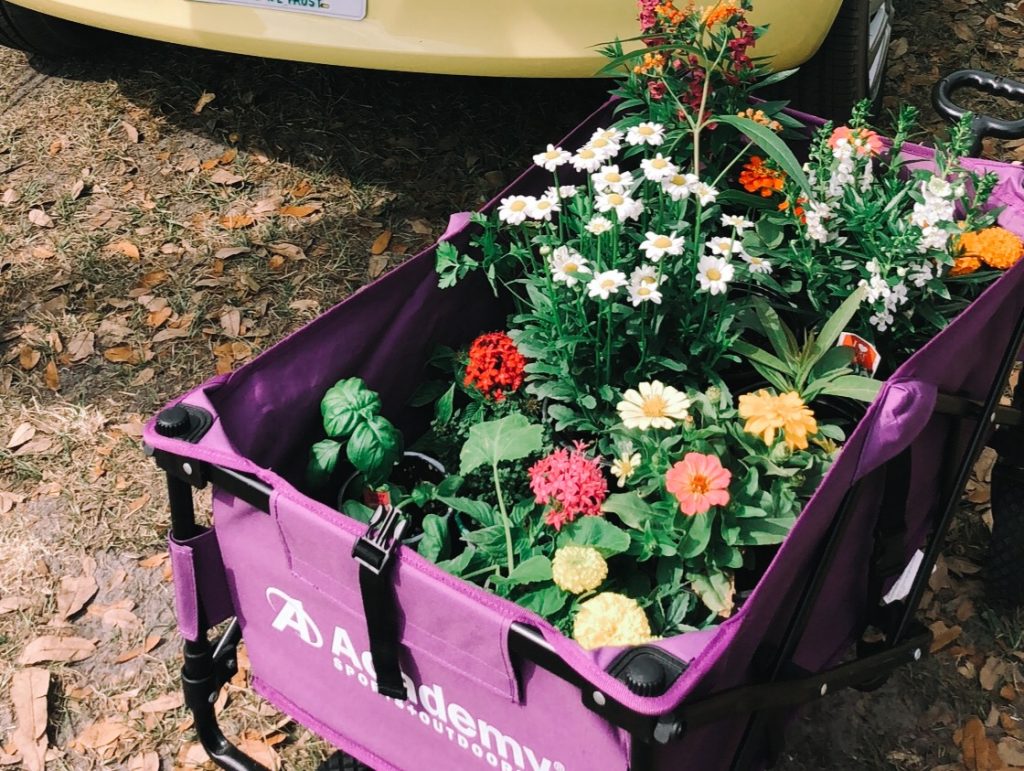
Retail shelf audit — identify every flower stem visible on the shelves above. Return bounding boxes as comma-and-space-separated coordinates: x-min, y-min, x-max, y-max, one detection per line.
492, 461, 516, 575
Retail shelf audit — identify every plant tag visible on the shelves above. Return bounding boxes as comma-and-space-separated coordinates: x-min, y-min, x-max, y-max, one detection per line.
838, 331, 881, 375
883, 549, 925, 605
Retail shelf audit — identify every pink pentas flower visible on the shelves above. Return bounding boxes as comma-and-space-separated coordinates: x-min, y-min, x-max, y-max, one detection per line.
529, 442, 609, 531
828, 126, 884, 157
665, 453, 732, 516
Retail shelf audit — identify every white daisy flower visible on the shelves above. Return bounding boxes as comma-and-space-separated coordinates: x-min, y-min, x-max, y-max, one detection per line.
628, 280, 663, 306
640, 153, 677, 182
587, 270, 628, 300
721, 214, 754, 232
661, 172, 699, 202
640, 231, 685, 262
610, 452, 642, 488
625, 122, 666, 147
742, 253, 773, 275
693, 182, 719, 206
549, 246, 591, 287
587, 136, 620, 160
617, 381, 691, 430
630, 264, 661, 286
595, 192, 643, 221
546, 184, 579, 199
585, 215, 614, 235
533, 144, 570, 172
571, 146, 604, 173
705, 236, 744, 258
696, 255, 734, 295
498, 195, 534, 225
526, 194, 560, 221
592, 165, 635, 194
591, 127, 624, 144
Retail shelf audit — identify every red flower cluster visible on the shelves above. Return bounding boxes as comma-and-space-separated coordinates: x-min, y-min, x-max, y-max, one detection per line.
463, 332, 526, 402
726, 17, 756, 76
528, 442, 609, 531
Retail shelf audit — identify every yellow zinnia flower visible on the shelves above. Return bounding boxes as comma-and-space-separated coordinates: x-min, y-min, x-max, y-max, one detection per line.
552, 546, 608, 595
572, 593, 652, 650
737, 389, 818, 451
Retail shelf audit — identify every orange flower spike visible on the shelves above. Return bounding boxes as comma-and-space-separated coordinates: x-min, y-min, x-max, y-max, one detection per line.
739, 156, 786, 198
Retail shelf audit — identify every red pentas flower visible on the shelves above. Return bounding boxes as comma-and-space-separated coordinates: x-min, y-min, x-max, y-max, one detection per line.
529, 442, 609, 531
463, 332, 526, 402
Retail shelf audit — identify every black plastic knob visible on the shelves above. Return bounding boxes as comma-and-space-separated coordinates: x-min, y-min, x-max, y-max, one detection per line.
155, 405, 191, 438
623, 655, 667, 697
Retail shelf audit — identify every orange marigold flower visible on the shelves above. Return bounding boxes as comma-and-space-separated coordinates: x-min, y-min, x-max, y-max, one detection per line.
701, 2, 743, 26
464, 332, 526, 401
958, 226, 1024, 270
739, 156, 786, 198
949, 256, 981, 277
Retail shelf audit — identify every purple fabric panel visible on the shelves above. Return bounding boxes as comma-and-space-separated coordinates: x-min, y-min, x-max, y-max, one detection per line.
168, 528, 233, 641
214, 488, 629, 771
853, 378, 937, 478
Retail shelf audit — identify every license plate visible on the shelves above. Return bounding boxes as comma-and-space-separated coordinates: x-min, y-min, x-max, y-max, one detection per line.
189, 0, 366, 21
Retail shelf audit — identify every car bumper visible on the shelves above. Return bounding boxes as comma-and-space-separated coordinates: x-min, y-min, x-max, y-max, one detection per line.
10, 0, 842, 77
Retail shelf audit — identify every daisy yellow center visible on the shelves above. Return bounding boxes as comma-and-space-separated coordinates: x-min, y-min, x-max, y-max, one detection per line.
707, 268, 722, 281
651, 158, 668, 169
592, 138, 610, 149
537, 200, 551, 209
601, 278, 617, 289
654, 236, 672, 249
638, 287, 652, 296
641, 395, 668, 417
511, 200, 527, 211
669, 175, 685, 186
604, 172, 621, 183
544, 150, 560, 160
564, 262, 579, 273
639, 125, 654, 135
608, 193, 624, 205
641, 275, 657, 285
579, 149, 596, 159
751, 257, 763, 264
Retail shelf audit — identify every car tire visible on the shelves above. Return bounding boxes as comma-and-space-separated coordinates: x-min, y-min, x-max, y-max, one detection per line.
771, 0, 889, 122
0, 1, 108, 57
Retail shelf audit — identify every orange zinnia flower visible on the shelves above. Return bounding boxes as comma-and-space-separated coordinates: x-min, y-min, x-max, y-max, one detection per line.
739, 156, 785, 198
958, 226, 1024, 270
665, 452, 731, 516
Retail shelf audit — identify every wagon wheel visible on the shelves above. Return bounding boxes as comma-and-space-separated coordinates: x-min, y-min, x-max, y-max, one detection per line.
987, 379, 1024, 608
316, 751, 373, 771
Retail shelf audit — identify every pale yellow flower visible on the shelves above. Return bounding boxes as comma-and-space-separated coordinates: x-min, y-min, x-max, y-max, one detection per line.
737, 389, 818, 450
552, 546, 608, 595
617, 381, 691, 430
610, 452, 642, 488
572, 593, 652, 650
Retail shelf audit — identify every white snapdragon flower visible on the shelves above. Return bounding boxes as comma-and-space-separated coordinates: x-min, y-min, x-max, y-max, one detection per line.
692, 181, 719, 206
705, 236, 744, 258
571, 146, 604, 173
828, 143, 856, 198
625, 122, 666, 147
869, 309, 895, 332
640, 231, 685, 262
804, 201, 835, 244
526, 194, 560, 221
917, 224, 950, 253
696, 255, 734, 295
908, 261, 935, 288
926, 176, 953, 199
640, 153, 676, 182
661, 172, 698, 202
721, 214, 754, 232
592, 165, 635, 194
742, 253, 773, 275
587, 270, 628, 300
884, 281, 909, 311
585, 215, 614, 235
549, 247, 591, 287
533, 144, 570, 171
595, 192, 643, 221
498, 195, 534, 225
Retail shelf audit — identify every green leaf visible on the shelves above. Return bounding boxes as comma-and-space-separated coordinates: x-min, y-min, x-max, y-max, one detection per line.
516, 584, 568, 617
306, 439, 341, 487
731, 340, 789, 375
822, 375, 882, 403
341, 499, 375, 524
436, 548, 478, 576
809, 346, 856, 380
437, 496, 498, 527
346, 415, 403, 488
434, 383, 455, 425
717, 114, 810, 195
691, 570, 734, 616
459, 414, 544, 475
751, 298, 797, 361
492, 555, 552, 588
557, 517, 631, 557
812, 285, 867, 360
321, 378, 382, 439
728, 516, 796, 546
678, 511, 715, 559
602, 493, 658, 530
462, 525, 510, 560
417, 513, 449, 562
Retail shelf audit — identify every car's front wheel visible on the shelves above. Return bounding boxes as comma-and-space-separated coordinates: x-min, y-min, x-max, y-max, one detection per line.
0, 1, 108, 57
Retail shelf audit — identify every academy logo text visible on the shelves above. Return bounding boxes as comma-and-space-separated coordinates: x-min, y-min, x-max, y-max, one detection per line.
265, 587, 566, 771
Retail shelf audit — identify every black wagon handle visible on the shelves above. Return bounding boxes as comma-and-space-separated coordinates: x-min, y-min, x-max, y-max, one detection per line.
933, 69, 1024, 156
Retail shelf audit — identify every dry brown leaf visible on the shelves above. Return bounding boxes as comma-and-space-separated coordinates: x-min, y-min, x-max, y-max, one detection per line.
146, 306, 173, 328
28, 209, 53, 228
947, 557, 982, 576
19, 635, 95, 664
139, 269, 168, 288
69, 718, 131, 753
54, 575, 98, 621
215, 246, 250, 259
954, 21, 977, 42
957, 598, 976, 622
220, 148, 238, 164
138, 553, 168, 568
268, 254, 286, 271
67, 331, 95, 362
269, 242, 305, 260
127, 492, 151, 514
279, 203, 320, 218
13, 437, 52, 456
10, 668, 49, 771
0, 596, 30, 614
6, 423, 35, 449
370, 229, 392, 255
103, 346, 140, 364
42, 361, 59, 391
408, 217, 433, 235
210, 168, 244, 186
126, 751, 159, 771
105, 240, 140, 261
178, 741, 211, 767
220, 308, 241, 337
193, 91, 216, 114
131, 367, 155, 386
220, 213, 255, 229
290, 179, 312, 198
929, 620, 962, 653
236, 736, 281, 771
368, 254, 389, 279
1001, 684, 1018, 701
139, 692, 184, 713
999, 738, 1024, 767
0, 493, 26, 515
981, 658, 1006, 691
114, 634, 161, 664
19, 347, 40, 370
122, 121, 140, 143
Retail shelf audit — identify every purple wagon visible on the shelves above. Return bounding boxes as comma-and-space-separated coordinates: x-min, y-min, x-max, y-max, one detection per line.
146, 87, 1024, 770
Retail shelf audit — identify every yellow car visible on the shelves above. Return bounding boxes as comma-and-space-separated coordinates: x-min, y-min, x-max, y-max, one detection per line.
0, 0, 892, 118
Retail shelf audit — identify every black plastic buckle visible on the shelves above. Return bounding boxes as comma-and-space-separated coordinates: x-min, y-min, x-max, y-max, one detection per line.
352, 505, 407, 575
